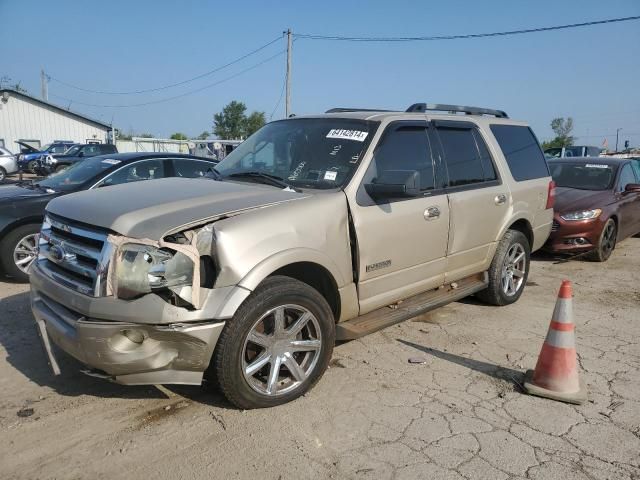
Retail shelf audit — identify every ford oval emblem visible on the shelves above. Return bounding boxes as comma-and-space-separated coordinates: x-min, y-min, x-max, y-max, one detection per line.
50, 245, 65, 262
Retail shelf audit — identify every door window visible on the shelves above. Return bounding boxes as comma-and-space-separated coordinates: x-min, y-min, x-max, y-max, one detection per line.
437, 127, 495, 187
173, 159, 213, 178
100, 159, 165, 186
370, 125, 435, 192
617, 164, 637, 192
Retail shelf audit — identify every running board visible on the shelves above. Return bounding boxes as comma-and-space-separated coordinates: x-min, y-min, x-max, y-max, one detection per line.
336, 272, 488, 341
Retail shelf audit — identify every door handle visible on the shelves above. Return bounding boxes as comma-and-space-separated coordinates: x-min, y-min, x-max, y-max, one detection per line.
424, 206, 441, 220
495, 194, 507, 205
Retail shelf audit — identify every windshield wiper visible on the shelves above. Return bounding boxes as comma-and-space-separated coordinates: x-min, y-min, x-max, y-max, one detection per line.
225, 171, 301, 192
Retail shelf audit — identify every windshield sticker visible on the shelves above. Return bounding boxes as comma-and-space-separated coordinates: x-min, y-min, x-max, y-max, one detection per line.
288, 161, 306, 180
585, 164, 609, 169
102, 159, 121, 165
324, 171, 338, 181
326, 129, 368, 142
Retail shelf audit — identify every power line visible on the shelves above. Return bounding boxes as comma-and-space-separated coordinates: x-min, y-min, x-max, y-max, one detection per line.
50, 49, 286, 108
269, 65, 287, 120
48, 36, 282, 95
294, 16, 640, 42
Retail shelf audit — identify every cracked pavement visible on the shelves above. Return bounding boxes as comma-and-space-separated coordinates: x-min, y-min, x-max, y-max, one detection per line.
1, 239, 639, 479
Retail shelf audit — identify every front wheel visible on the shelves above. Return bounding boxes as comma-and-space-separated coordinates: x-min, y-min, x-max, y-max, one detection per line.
0, 224, 41, 282
588, 218, 616, 262
213, 276, 335, 409
0, 167, 6, 182
477, 229, 530, 306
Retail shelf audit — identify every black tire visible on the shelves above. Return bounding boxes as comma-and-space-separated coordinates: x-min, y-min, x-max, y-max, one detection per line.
0, 223, 41, 282
27, 160, 37, 173
213, 275, 335, 409
588, 218, 617, 262
477, 229, 530, 306
0, 167, 6, 182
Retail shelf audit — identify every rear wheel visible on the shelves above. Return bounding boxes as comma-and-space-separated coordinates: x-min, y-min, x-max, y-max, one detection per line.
213, 276, 335, 409
589, 218, 616, 262
0, 224, 41, 282
477, 229, 530, 306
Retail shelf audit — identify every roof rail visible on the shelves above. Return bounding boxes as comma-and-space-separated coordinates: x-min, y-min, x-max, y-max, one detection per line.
406, 103, 508, 118
325, 108, 395, 113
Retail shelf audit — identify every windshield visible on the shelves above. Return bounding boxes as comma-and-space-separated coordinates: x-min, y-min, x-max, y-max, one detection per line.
63, 145, 81, 156
38, 155, 120, 192
550, 162, 616, 190
215, 118, 378, 189
40, 143, 53, 152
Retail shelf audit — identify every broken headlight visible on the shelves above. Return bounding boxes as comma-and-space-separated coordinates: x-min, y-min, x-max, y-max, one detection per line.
115, 244, 194, 300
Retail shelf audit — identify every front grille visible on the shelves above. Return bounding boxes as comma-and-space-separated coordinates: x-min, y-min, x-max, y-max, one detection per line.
37, 214, 112, 296
551, 221, 560, 232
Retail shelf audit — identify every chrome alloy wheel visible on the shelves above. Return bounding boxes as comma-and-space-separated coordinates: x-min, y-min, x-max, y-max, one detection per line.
13, 233, 38, 274
242, 304, 322, 397
501, 242, 526, 297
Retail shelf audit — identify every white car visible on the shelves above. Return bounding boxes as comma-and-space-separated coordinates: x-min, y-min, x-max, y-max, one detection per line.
0, 147, 19, 182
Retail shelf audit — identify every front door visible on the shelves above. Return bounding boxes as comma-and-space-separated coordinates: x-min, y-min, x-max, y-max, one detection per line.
615, 163, 640, 239
349, 121, 449, 315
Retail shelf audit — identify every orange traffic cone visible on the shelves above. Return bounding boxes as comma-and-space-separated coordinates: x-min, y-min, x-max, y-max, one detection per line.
524, 280, 587, 404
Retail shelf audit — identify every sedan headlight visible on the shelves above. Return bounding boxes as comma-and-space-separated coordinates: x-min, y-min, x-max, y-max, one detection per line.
115, 244, 194, 299
560, 209, 602, 221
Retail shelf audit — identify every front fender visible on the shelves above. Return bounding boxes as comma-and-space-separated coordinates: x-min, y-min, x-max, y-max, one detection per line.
237, 248, 347, 292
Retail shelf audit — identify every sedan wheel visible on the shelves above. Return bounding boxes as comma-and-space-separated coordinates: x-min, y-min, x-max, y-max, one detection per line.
590, 219, 617, 262
14, 233, 38, 274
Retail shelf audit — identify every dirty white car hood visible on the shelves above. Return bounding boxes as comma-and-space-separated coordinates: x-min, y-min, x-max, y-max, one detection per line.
46, 177, 309, 240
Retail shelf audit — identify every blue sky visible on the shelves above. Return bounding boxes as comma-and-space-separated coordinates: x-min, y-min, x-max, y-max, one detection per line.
2, 0, 639, 146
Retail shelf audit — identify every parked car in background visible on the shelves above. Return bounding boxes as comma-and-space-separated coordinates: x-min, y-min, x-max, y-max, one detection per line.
545, 157, 640, 261
29, 103, 554, 408
544, 145, 602, 158
16, 141, 76, 173
34, 143, 118, 175
0, 152, 217, 281
0, 146, 19, 182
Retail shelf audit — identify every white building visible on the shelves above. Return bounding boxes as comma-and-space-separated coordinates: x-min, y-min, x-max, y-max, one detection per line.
0, 89, 111, 153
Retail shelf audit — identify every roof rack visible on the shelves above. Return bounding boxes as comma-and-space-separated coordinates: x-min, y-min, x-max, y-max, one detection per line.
406, 103, 508, 118
325, 108, 395, 113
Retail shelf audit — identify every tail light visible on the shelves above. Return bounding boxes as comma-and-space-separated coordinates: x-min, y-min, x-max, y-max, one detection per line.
546, 180, 556, 209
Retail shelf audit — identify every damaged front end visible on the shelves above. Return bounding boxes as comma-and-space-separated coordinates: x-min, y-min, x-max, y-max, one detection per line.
31, 216, 248, 385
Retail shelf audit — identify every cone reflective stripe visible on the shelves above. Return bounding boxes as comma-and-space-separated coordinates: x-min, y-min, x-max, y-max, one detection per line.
524, 280, 587, 404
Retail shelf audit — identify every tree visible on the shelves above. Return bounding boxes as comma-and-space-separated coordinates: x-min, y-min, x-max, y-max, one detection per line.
542, 117, 575, 150
214, 101, 247, 139
139, 133, 155, 138
213, 100, 267, 139
170, 132, 188, 140
196, 131, 210, 140
244, 111, 266, 137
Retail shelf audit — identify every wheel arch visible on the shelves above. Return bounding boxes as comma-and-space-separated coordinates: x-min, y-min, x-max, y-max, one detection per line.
0, 216, 44, 240
504, 217, 534, 248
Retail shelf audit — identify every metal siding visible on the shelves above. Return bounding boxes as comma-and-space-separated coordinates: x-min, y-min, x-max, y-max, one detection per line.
0, 94, 108, 154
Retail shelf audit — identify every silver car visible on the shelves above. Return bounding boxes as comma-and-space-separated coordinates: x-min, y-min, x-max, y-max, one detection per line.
0, 146, 18, 181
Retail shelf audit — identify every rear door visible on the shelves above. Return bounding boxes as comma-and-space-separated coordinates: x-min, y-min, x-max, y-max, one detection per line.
432, 121, 510, 282
350, 121, 449, 314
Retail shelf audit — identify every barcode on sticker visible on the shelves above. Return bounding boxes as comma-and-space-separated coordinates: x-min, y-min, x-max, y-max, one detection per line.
102, 159, 121, 165
585, 164, 608, 169
324, 171, 338, 181
326, 129, 368, 142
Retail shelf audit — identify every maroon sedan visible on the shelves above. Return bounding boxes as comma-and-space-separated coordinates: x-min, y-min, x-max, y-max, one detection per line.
545, 158, 640, 261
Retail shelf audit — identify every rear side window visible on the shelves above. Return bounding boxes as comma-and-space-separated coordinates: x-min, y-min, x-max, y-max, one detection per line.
490, 125, 549, 181
436, 127, 496, 187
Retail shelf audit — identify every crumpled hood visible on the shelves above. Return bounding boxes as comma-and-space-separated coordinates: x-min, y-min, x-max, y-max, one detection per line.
46, 177, 309, 240
554, 187, 615, 213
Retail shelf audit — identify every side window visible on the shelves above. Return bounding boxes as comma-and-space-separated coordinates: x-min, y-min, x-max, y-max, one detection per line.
371, 125, 435, 191
437, 127, 487, 187
631, 160, 640, 182
617, 164, 637, 191
101, 160, 165, 186
173, 159, 211, 178
473, 131, 497, 181
490, 125, 549, 181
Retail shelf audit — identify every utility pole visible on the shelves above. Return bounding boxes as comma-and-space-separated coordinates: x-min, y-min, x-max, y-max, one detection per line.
285, 28, 292, 118
616, 128, 622, 152
41, 68, 48, 101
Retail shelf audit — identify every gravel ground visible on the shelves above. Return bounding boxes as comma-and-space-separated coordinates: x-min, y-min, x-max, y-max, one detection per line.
1, 240, 639, 479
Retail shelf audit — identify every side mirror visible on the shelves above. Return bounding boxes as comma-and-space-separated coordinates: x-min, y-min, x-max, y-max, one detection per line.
78, 151, 84, 157
365, 170, 421, 200
624, 183, 640, 193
